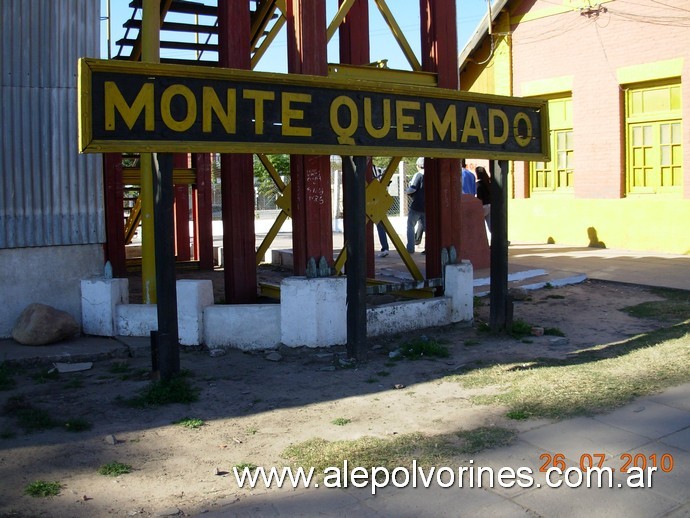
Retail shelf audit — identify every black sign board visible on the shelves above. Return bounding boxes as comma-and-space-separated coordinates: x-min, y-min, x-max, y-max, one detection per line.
79, 58, 549, 160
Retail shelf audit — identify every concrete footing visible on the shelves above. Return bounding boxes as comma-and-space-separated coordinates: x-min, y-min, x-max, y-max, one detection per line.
79, 262, 474, 351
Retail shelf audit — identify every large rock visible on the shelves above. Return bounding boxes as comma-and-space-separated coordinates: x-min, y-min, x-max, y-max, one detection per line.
12, 303, 79, 345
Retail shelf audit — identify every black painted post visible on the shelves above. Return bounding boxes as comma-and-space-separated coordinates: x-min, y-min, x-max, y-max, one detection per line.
489, 160, 511, 332
342, 155, 367, 362
152, 152, 180, 380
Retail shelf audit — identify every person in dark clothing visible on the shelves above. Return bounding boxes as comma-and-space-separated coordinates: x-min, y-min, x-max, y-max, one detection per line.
406, 157, 425, 253
475, 165, 491, 232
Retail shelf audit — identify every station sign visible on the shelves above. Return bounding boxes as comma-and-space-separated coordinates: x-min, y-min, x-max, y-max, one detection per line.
79, 58, 549, 160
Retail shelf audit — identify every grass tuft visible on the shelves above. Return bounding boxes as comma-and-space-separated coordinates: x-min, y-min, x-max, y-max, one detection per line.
399, 337, 449, 360
98, 461, 132, 476
25, 480, 61, 498
284, 427, 515, 473
331, 417, 351, 426
449, 321, 690, 419
172, 416, 204, 429
0, 362, 17, 391
125, 376, 199, 408
64, 418, 92, 432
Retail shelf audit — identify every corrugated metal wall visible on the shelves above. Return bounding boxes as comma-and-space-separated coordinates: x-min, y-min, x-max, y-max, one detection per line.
0, 0, 104, 249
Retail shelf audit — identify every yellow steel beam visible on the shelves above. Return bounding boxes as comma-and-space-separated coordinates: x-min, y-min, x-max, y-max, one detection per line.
258, 282, 281, 300
257, 154, 286, 191
326, 0, 356, 43
139, 0, 162, 304
380, 215, 424, 281
255, 154, 291, 264
327, 63, 436, 86
124, 196, 143, 245
374, 0, 422, 71
256, 210, 289, 266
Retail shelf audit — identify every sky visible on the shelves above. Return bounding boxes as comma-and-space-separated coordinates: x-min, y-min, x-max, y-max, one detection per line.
99, 0, 489, 72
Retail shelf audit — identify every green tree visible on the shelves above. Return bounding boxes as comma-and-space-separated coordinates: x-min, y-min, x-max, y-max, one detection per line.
254, 154, 290, 198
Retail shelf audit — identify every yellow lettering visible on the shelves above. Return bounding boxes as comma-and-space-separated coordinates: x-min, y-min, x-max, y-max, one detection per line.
488, 109, 509, 145
243, 89, 275, 135
426, 104, 457, 142
363, 97, 391, 139
161, 85, 196, 132
513, 112, 533, 147
281, 92, 312, 137
104, 81, 154, 131
330, 95, 358, 145
396, 100, 421, 141
461, 107, 485, 143
203, 87, 236, 134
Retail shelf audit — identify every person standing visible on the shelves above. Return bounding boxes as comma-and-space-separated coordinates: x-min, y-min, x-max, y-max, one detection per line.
475, 165, 491, 232
373, 166, 390, 258
461, 159, 477, 195
406, 157, 425, 254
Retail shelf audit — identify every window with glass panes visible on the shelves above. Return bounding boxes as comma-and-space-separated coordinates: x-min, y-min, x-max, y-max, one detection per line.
626, 81, 682, 194
530, 97, 573, 193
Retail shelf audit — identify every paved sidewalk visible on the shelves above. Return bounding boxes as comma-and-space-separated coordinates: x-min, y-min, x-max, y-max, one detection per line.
209, 383, 690, 517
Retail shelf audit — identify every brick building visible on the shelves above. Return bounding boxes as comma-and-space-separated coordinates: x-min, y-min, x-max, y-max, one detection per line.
460, 0, 689, 253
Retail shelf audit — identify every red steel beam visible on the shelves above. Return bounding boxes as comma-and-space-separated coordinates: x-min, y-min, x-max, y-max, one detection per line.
192, 153, 214, 270
339, 0, 375, 278
103, 153, 127, 277
420, 0, 462, 280
173, 153, 191, 261
286, 0, 334, 276
218, 1, 257, 301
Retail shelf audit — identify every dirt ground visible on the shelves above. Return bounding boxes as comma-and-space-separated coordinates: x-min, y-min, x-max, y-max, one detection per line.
0, 280, 670, 517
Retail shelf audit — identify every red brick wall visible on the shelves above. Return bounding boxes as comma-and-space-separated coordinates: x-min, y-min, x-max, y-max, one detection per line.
509, 0, 690, 199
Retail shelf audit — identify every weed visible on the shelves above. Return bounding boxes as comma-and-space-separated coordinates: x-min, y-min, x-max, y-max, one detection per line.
173, 416, 204, 429
399, 337, 449, 360
98, 461, 132, 476
64, 418, 92, 432
4, 397, 57, 432
0, 362, 16, 391
544, 327, 565, 337
31, 368, 59, 384
246, 427, 258, 435
25, 480, 61, 498
464, 339, 480, 347
473, 296, 485, 308
623, 288, 690, 322
125, 376, 199, 408
108, 362, 131, 374
375, 371, 390, 377
364, 377, 378, 383
331, 417, 351, 426
506, 410, 530, 420
234, 462, 257, 472
1, 429, 16, 439
62, 378, 84, 389
546, 294, 566, 300
508, 320, 533, 339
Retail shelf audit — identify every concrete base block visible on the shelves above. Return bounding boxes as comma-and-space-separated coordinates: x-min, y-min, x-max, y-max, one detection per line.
445, 261, 474, 323
81, 278, 129, 336
177, 280, 214, 346
367, 298, 450, 337
281, 277, 346, 347
116, 304, 157, 336
204, 304, 280, 351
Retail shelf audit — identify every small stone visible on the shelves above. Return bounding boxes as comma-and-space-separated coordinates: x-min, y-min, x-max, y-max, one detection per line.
104, 434, 118, 445
208, 348, 227, 358
388, 350, 401, 359
265, 351, 283, 362
393, 383, 405, 389
531, 326, 544, 336
155, 508, 181, 517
